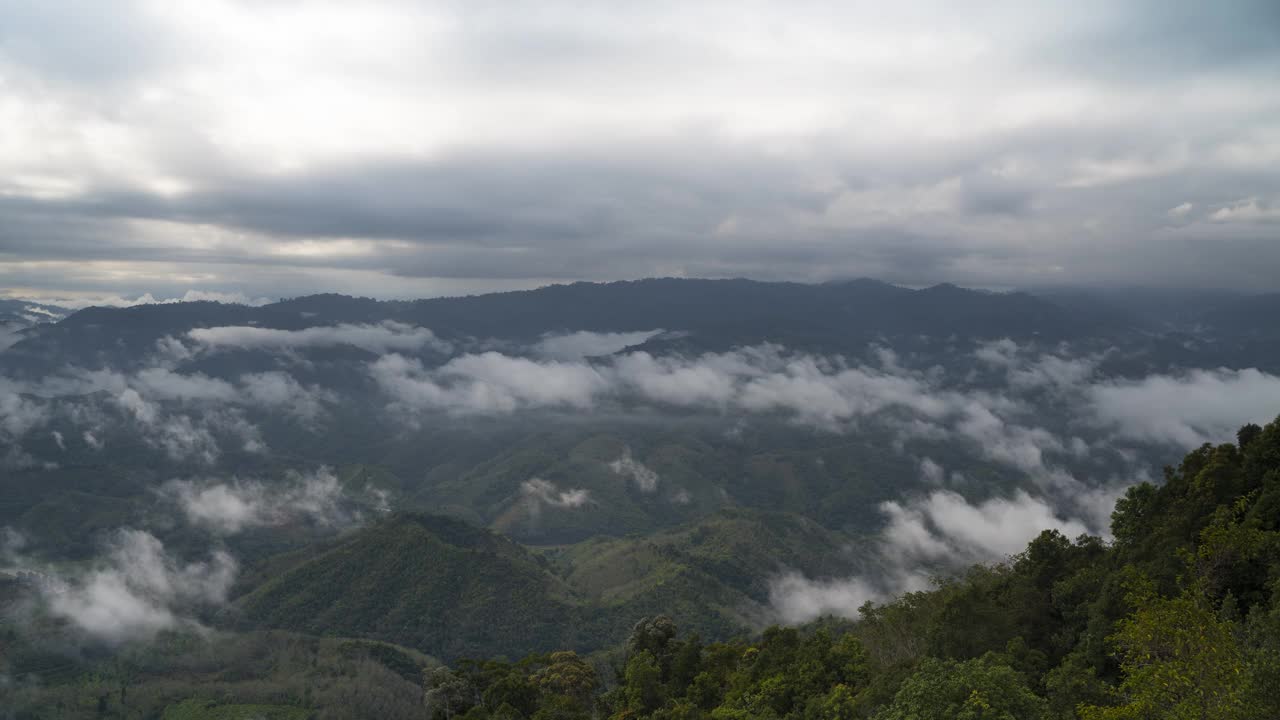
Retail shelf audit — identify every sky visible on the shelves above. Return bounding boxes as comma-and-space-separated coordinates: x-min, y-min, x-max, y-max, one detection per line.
1, 0, 1279, 302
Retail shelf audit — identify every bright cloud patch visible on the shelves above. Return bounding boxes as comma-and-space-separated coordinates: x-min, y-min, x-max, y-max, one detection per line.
189, 321, 450, 354
521, 478, 591, 509
160, 468, 359, 534
43, 530, 237, 643
533, 330, 664, 360
608, 447, 660, 492
1089, 368, 1280, 447
770, 489, 1096, 624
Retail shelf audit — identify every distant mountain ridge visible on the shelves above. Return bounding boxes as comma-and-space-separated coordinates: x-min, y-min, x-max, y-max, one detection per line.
0, 278, 1129, 375
7, 277, 1280, 378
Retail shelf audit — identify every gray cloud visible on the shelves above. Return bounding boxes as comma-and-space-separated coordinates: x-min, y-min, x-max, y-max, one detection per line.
370, 339, 1200, 538
974, 338, 1101, 391
0, 379, 51, 438
238, 372, 333, 423
0, 324, 27, 353
0, 1, 1277, 297
373, 344, 975, 431
0, 364, 338, 464
365, 342, 1271, 493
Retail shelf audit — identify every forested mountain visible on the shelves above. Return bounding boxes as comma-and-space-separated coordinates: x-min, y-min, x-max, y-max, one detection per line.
233, 509, 856, 661
6, 279, 1277, 381
5, 417, 1279, 718
4, 279, 1280, 718
5, 0, 1277, 715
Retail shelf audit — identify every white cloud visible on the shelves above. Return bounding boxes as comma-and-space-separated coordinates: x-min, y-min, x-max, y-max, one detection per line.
0, 381, 51, 438
1210, 196, 1280, 223
371, 352, 610, 414
44, 529, 237, 643
954, 401, 1063, 475
0, 323, 27, 353
884, 490, 1091, 562
238, 371, 333, 422
919, 457, 944, 484
1010, 354, 1097, 390
111, 388, 220, 463
533, 329, 664, 360
1168, 201, 1193, 218
611, 351, 743, 408
1089, 368, 1280, 447
160, 467, 358, 534
608, 447, 660, 492
12, 291, 273, 310
9, 365, 338, 463
770, 572, 911, 626
367, 343, 1116, 499
973, 338, 1020, 367
130, 368, 239, 403
770, 489, 1095, 623
372, 344, 959, 427
973, 339, 1098, 390
188, 321, 450, 355
521, 478, 590, 509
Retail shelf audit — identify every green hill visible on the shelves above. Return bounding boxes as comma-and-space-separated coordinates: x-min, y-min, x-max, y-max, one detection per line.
234, 509, 860, 661
235, 513, 585, 661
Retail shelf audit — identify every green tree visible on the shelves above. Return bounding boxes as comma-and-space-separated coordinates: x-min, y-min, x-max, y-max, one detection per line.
1080, 579, 1250, 720
624, 650, 666, 716
805, 683, 859, 720
536, 651, 598, 713
483, 673, 539, 717
426, 666, 477, 720
874, 654, 1049, 720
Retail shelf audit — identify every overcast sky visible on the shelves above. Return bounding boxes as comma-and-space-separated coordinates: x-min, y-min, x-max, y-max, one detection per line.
2, 0, 1278, 302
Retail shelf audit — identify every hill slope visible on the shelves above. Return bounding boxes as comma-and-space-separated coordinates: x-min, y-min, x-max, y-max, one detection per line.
234, 509, 859, 660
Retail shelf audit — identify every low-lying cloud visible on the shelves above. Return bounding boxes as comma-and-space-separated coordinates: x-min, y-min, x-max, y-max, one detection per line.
2, 366, 336, 464
371, 345, 958, 425
1089, 367, 1280, 447
12, 291, 273, 311
974, 338, 1100, 391
160, 467, 362, 534
533, 329, 664, 360
43, 529, 237, 643
608, 447, 660, 493
0, 323, 27, 353
520, 478, 591, 510
879, 490, 1092, 564
188, 321, 450, 355
372, 352, 609, 415
369, 344, 1085, 487
770, 485, 1100, 624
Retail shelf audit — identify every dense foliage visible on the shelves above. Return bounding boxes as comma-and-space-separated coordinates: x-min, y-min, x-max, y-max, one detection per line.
406, 414, 1280, 720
